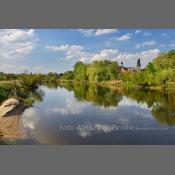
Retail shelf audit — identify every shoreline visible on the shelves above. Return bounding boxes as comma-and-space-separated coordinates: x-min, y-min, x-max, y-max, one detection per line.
58, 79, 175, 91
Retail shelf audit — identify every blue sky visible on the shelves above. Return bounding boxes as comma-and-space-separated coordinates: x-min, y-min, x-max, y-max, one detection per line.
0, 29, 174, 73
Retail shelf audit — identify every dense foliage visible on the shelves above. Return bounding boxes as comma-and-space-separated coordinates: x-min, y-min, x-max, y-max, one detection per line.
61, 60, 119, 82
122, 50, 175, 87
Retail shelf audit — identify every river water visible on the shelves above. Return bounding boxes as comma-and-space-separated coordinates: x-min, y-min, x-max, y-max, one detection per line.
1, 84, 175, 144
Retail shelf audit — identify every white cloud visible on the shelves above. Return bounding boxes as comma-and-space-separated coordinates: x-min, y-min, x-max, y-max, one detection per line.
135, 30, 141, 34
162, 33, 168, 37
135, 40, 156, 49
81, 48, 160, 68
46, 45, 160, 68
77, 29, 118, 37
144, 32, 152, 36
170, 43, 175, 47
46, 45, 69, 51
0, 29, 37, 59
115, 49, 160, 68
77, 29, 95, 37
117, 33, 132, 41
46, 44, 85, 60
94, 29, 118, 36
91, 49, 118, 61
79, 57, 88, 62
0, 63, 30, 73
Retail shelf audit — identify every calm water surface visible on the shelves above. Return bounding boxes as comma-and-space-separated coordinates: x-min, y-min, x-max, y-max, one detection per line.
2, 84, 175, 144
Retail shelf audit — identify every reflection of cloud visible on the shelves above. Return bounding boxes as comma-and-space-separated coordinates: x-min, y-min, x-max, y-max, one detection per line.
133, 111, 152, 119
78, 122, 127, 138
95, 124, 113, 133
78, 123, 112, 138
99, 106, 117, 111
23, 108, 39, 130
78, 130, 91, 138
119, 97, 149, 110
46, 99, 89, 115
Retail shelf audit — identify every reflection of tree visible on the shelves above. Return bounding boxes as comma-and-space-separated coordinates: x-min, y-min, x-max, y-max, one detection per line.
85, 86, 122, 107
0, 83, 45, 106
124, 88, 175, 126
152, 95, 175, 126
0, 84, 45, 144
30, 89, 45, 102
42, 81, 59, 89
60, 82, 122, 107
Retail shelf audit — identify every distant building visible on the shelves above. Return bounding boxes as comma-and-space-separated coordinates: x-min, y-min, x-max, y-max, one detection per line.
119, 60, 143, 73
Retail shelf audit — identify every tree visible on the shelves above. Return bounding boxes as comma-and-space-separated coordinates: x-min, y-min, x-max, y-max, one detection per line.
167, 49, 175, 58
137, 59, 141, 69
86, 60, 119, 82
73, 61, 87, 81
146, 62, 156, 73
61, 71, 74, 80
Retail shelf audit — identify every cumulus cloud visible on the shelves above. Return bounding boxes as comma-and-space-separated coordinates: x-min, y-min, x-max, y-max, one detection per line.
46, 44, 86, 60
0, 63, 30, 73
144, 32, 152, 36
77, 29, 95, 37
46, 44, 83, 53
90, 48, 160, 68
82, 48, 160, 68
162, 33, 168, 37
77, 29, 118, 37
46, 42, 160, 68
117, 33, 132, 41
160, 44, 165, 47
95, 29, 118, 36
91, 49, 118, 61
0, 29, 37, 59
135, 30, 141, 34
135, 40, 157, 49
115, 49, 160, 68
170, 43, 175, 47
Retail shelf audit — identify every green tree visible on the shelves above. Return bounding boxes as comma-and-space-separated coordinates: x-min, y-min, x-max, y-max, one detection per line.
73, 61, 87, 81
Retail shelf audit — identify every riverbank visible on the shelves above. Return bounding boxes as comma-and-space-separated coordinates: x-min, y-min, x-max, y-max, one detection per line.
58, 79, 175, 91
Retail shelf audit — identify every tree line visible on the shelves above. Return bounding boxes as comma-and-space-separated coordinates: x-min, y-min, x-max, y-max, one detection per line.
60, 60, 119, 82
0, 49, 175, 88
122, 50, 175, 87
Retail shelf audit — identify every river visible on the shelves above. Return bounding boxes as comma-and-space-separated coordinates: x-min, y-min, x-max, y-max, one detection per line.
1, 83, 175, 144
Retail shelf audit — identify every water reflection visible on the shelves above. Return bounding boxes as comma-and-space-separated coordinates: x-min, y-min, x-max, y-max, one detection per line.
60, 82, 175, 126
123, 89, 175, 126
1, 82, 175, 144
65, 83, 122, 107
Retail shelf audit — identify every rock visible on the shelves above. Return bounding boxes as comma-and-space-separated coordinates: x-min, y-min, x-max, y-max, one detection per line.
0, 98, 27, 140
0, 103, 27, 139
0, 98, 19, 117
